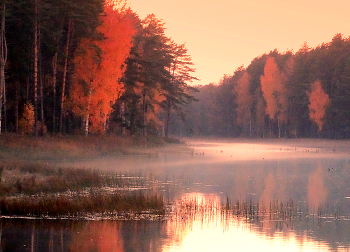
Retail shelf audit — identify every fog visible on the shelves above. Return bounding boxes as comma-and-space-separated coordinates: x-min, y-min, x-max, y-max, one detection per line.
63, 138, 350, 172
4, 138, 350, 251
56, 139, 350, 210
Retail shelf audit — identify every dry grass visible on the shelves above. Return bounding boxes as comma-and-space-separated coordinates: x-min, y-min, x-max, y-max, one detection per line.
0, 162, 164, 218
0, 193, 164, 218
0, 133, 173, 162
0, 133, 171, 218
0, 163, 112, 195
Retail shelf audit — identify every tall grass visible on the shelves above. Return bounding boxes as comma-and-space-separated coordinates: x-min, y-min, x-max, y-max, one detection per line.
0, 162, 164, 218
0, 193, 164, 218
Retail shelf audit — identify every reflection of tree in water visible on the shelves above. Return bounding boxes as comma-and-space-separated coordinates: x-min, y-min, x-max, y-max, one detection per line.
0, 218, 167, 252
0, 219, 71, 251
70, 221, 123, 252
307, 164, 327, 211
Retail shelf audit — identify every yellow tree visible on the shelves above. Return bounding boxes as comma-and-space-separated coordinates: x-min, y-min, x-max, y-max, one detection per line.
234, 71, 252, 136
308, 80, 330, 131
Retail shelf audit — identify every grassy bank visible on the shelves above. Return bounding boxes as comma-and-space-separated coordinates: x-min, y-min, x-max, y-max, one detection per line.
0, 134, 177, 219
0, 133, 182, 162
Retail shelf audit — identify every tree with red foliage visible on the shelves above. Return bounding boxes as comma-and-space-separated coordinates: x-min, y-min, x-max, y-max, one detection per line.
308, 80, 330, 132
70, 1, 136, 135
260, 56, 287, 137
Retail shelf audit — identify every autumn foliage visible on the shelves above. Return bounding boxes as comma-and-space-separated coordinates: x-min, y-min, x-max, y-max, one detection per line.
18, 103, 35, 134
260, 57, 285, 121
70, 2, 136, 134
308, 80, 330, 131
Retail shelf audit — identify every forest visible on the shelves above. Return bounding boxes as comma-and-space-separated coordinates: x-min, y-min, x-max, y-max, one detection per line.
0, 0, 350, 139
172, 34, 350, 139
0, 0, 196, 138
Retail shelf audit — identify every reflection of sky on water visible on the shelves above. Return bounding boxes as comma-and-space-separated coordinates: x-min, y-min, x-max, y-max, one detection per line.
163, 193, 333, 252
3, 140, 350, 251
62, 140, 350, 250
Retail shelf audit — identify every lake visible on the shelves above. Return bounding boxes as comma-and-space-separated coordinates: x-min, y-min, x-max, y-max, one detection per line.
2, 139, 350, 251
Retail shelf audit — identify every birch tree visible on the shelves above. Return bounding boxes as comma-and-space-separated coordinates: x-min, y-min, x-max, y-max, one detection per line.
308, 80, 330, 131
260, 56, 287, 137
70, 3, 135, 135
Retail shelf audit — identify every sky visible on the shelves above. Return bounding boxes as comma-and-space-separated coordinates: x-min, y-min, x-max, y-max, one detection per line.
128, 0, 350, 85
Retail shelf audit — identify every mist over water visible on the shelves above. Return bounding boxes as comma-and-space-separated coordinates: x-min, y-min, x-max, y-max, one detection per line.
3, 139, 350, 251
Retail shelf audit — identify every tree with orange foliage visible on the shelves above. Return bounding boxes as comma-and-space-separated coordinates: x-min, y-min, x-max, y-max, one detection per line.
70, 1, 136, 135
308, 80, 330, 131
70, 39, 99, 135
234, 71, 252, 136
260, 56, 287, 137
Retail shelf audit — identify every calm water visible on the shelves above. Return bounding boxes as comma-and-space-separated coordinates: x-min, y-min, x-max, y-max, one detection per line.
2, 140, 350, 251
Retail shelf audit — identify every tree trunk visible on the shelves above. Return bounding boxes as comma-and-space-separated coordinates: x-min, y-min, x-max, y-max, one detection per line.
249, 109, 252, 137
34, 0, 39, 136
164, 101, 171, 139
15, 85, 19, 133
26, 77, 29, 103
60, 18, 72, 134
0, 0, 7, 135
40, 66, 44, 135
142, 91, 147, 136
84, 87, 92, 136
3, 76, 6, 132
52, 52, 58, 133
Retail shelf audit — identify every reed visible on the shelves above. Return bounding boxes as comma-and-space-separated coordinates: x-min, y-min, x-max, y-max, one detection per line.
0, 193, 164, 218
225, 198, 301, 221
0, 162, 164, 218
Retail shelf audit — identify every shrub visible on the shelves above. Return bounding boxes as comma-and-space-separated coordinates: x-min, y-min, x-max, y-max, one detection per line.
18, 103, 35, 134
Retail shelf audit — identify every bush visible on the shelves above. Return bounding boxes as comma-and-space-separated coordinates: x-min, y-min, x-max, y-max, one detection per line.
18, 103, 35, 134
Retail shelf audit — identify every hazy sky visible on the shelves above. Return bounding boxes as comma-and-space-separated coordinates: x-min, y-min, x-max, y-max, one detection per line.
128, 0, 350, 85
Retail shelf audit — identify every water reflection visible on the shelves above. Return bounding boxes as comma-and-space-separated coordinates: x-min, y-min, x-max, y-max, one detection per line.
70, 221, 123, 251
3, 140, 350, 251
0, 219, 167, 252
307, 165, 328, 211
163, 193, 349, 251
1, 195, 350, 251
2, 195, 350, 251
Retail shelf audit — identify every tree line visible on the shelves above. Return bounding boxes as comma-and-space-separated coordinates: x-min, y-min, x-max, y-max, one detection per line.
0, 0, 197, 137
3, 0, 349, 139
174, 34, 350, 139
